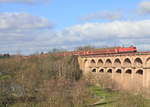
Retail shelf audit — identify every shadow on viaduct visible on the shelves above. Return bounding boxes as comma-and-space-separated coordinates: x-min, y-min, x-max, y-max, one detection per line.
78, 54, 150, 91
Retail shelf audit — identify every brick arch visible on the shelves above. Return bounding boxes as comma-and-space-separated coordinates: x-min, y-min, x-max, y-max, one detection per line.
99, 68, 105, 73
91, 68, 97, 72
134, 69, 144, 89
123, 58, 132, 67
105, 59, 112, 67
125, 69, 132, 74
90, 59, 96, 66
124, 69, 132, 89
84, 59, 88, 63
114, 69, 122, 88
84, 59, 89, 68
116, 69, 122, 74
107, 69, 112, 73
145, 57, 150, 67
83, 59, 90, 70
91, 59, 96, 63
136, 69, 143, 75
114, 58, 121, 67
134, 57, 143, 67
97, 59, 104, 67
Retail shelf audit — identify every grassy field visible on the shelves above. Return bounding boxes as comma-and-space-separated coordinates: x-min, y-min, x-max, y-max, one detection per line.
89, 85, 150, 107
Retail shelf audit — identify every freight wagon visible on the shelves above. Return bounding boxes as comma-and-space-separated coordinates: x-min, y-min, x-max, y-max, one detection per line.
52, 46, 137, 56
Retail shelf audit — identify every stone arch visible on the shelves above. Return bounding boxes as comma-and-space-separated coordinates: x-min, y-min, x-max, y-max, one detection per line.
146, 57, 150, 67
91, 68, 96, 72
99, 68, 104, 73
134, 57, 143, 67
91, 59, 96, 63
114, 69, 122, 88
134, 69, 144, 89
90, 59, 96, 66
84, 59, 88, 63
125, 69, 132, 74
107, 69, 112, 73
105, 59, 112, 67
136, 69, 143, 75
84, 59, 88, 66
123, 58, 132, 67
114, 58, 121, 67
84, 59, 90, 72
97, 59, 103, 67
116, 69, 122, 74
124, 69, 132, 90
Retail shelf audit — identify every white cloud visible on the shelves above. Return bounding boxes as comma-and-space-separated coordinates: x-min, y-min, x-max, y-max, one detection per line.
0, 12, 52, 30
0, 12, 54, 54
138, 1, 150, 15
81, 11, 123, 21
61, 20, 150, 39
0, 12, 150, 54
56, 20, 150, 51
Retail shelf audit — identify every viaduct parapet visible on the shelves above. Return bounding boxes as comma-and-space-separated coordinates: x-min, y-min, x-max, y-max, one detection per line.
78, 53, 150, 91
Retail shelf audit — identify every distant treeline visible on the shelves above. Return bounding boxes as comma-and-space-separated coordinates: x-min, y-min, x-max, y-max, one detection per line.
47, 45, 122, 54
0, 54, 10, 58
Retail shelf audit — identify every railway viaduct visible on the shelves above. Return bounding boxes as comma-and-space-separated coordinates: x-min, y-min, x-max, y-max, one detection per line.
78, 52, 150, 91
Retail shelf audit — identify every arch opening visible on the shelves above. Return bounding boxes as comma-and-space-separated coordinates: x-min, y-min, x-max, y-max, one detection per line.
125, 69, 132, 74
90, 59, 96, 67
99, 69, 104, 73
123, 58, 132, 67
84, 59, 88, 63
136, 69, 143, 75
134, 69, 143, 89
146, 58, 150, 67
124, 69, 132, 89
92, 68, 96, 72
116, 69, 122, 74
107, 69, 112, 73
97, 59, 103, 66
91, 59, 96, 64
114, 58, 121, 67
134, 58, 143, 67
105, 59, 112, 67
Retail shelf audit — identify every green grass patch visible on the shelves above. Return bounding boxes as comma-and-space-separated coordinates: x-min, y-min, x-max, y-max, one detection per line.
89, 85, 150, 107
88, 86, 116, 107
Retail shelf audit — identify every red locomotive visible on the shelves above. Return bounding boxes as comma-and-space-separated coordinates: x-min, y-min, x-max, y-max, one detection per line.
52, 46, 137, 56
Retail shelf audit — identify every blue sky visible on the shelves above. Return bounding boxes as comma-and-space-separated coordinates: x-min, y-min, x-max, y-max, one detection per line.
0, 0, 141, 29
0, 0, 150, 55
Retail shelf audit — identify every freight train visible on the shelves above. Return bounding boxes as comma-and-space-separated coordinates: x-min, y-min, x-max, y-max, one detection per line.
52, 46, 137, 56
